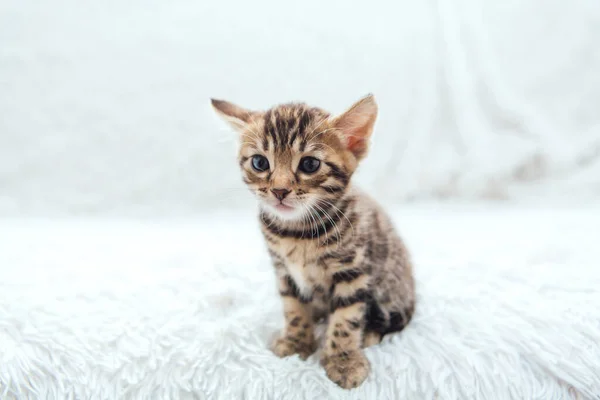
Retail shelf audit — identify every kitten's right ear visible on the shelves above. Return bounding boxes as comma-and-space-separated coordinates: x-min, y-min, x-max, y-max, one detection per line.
210, 98, 256, 132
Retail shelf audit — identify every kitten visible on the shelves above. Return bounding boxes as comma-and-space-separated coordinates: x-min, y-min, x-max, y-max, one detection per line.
211, 94, 415, 389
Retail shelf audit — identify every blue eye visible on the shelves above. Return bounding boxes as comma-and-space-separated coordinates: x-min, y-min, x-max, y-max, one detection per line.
299, 157, 320, 174
251, 155, 270, 172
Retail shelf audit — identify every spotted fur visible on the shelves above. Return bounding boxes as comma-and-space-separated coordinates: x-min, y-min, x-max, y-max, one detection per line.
211, 94, 415, 389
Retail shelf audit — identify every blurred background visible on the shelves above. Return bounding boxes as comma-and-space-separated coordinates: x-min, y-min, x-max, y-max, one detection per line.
1, 0, 599, 217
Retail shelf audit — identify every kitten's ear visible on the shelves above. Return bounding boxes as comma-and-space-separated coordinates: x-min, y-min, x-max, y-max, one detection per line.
211, 98, 256, 132
331, 94, 378, 159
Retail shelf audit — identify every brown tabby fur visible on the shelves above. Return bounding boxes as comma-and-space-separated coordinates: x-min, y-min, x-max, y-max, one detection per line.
211, 94, 415, 389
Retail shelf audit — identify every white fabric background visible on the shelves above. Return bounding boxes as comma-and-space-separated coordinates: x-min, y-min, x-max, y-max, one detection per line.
1, 0, 599, 216
2, 1, 600, 399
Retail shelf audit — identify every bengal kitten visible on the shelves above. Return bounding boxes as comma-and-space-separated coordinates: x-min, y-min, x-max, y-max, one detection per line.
211, 94, 415, 389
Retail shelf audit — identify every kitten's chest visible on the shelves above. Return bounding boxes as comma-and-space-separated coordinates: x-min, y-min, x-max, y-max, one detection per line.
276, 239, 328, 297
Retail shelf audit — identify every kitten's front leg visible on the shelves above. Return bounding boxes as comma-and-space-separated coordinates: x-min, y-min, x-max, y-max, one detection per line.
321, 267, 371, 389
270, 275, 316, 360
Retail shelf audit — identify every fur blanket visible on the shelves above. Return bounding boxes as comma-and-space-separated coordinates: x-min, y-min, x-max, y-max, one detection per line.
1, 206, 599, 399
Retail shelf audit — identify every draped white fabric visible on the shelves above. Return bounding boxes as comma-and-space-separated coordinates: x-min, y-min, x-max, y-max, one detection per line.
1, 0, 599, 216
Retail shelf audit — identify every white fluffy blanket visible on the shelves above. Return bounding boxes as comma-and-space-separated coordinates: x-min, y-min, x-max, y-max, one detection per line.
1, 206, 599, 399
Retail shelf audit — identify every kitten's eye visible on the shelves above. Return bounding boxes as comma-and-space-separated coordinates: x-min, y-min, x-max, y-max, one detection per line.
299, 157, 321, 174
251, 155, 270, 172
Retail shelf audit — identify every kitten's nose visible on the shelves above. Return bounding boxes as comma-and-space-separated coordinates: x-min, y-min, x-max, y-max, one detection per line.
271, 188, 291, 201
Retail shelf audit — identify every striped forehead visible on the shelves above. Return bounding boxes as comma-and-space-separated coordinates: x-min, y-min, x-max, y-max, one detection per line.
261, 104, 328, 152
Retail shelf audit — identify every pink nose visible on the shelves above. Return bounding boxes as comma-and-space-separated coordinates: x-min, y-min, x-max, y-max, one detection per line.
271, 188, 291, 201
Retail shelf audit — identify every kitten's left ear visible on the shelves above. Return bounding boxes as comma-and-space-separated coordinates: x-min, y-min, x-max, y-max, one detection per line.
211, 98, 257, 132
332, 94, 378, 160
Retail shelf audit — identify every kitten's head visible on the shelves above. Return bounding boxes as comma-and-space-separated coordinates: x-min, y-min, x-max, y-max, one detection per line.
211, 94, 377, 221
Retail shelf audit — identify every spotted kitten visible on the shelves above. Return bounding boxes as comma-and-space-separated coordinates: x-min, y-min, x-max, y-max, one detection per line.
211, 94, 415, 389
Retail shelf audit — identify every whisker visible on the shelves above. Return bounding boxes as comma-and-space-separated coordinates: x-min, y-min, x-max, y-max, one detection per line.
241, 133, 260, 147
309, 126, 338, 142
312, 202, 342, 248
299, 203, 311, 237
297, 202, 309, 237
304, 203, 319, 240
311, 141, 338, 155
242, 123, 263, 141
307, 117, 330, 138
239, 124, 265, 148
310, 203, 329, 246
317, 198, 355, 239
288, 199, 309, 235
302, 204, 315, 238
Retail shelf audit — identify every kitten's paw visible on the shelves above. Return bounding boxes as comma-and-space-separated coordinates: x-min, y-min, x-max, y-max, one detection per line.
270, 336, 316, 360
321, 350, 370, 389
